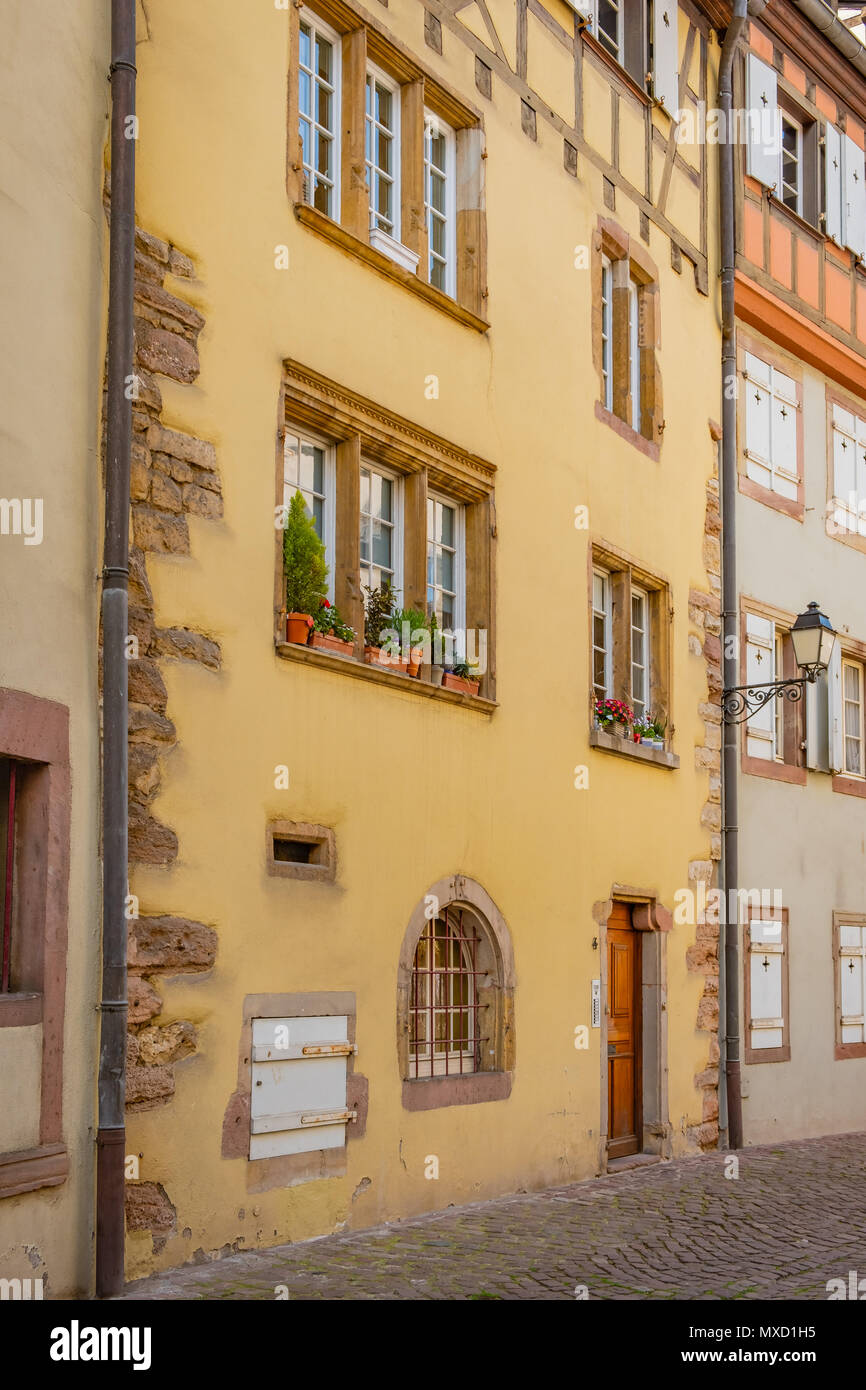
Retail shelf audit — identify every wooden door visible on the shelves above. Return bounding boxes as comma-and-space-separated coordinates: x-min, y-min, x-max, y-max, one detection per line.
607, 902, 642, 1159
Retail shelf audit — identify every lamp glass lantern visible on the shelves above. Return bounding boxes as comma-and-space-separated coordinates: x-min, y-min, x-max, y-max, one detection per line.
790, 601, 836, 675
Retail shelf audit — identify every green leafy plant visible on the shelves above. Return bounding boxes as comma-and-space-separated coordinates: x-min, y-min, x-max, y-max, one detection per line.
449, 659, 480, 682
312, 599, 355, 643
648, 711, 667, 740
392, 606, 430, 655
283, 491, 328, 615
363, 580, 397, 647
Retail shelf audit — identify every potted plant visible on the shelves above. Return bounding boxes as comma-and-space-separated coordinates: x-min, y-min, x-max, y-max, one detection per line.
633, 717, 655, 747
649, 713, 667, 751
421, 610, 443, 685
363, 581, 406, 670
309, 599, 356, 657
392, 605, 429, 677
283, 490, 328, 645
442, 659, 481, 695
594, 697, 633, 737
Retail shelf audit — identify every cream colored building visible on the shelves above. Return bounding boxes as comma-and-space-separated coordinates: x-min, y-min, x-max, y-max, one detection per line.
0, 1, 107, 1297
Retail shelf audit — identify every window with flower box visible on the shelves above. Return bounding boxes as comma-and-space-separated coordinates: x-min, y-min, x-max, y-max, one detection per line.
589, 547, 673, 757
288, 2, 487, 327
275, 362, 496, 706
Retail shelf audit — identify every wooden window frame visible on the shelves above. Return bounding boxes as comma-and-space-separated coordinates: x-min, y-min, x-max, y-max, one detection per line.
744, 908, 790, 1066
592, 566, 613, 702
0, 689, 70, 1200
287, 0, 488, 329
592, 219, 662, 459
736, 330, 805, 522
360, 460, 403, 599
365, 61, 401, 240
739, 599, 807, 785
589, 542, 672, 744
298, 8, 342, 221
423, 109, 457, 299
833, 912, 866, 1060
842, 656, 865, 780
275, 361, 497, 706
282, 423, 337, 600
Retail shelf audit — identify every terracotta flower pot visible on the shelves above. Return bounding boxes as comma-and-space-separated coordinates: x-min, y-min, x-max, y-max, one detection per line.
286, 612, 313, 644
442, 672, 480, 695
406, 646, 425, 677
310, 632, 354, 657
364, 645, 408, 672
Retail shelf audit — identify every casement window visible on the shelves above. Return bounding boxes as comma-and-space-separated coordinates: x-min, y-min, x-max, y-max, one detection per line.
360, 464, 402, 596
283, 426, 336, 597
743, 609, 805, 777
829, 403, 866, 539
427, 494, 465, 633
742, 352, 800, 502
780, 112, 803, 216
365, 64, 400, 240
277, 363, 496, 700
249, 1015, 355, 1159
601, 257, 613, 412
842, 658, 865, 777
594, 234, 660, 449
424, 112, 456, 297
592, 568, 613, 702
298, 11, 341, 219
409, 909, 479, 1078
290, 8, 486, 322
568, 0, 679, 113
835, 917, 866, 1057
590, 549, 670, 741
745, 914, 790, 1064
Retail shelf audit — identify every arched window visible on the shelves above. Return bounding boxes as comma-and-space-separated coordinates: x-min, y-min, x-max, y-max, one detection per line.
398, 877, 516, 1107
409, 907, 481, 1078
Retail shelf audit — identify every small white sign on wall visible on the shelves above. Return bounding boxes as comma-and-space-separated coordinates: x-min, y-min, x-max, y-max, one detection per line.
591, 979, 601, 1029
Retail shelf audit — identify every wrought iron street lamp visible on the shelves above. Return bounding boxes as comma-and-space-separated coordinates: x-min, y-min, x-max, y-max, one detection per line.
722, 601, 836, 724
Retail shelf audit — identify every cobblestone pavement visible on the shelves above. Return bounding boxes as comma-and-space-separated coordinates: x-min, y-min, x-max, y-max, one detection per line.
117, 1133, 866, 1301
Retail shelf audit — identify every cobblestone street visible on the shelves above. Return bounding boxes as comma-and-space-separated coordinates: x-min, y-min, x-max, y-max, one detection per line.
117, 1133, 866, 1301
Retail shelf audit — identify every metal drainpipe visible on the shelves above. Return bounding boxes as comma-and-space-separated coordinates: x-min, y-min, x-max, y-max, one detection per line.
96, 0, 136, 1299
718, 0, 749, 1153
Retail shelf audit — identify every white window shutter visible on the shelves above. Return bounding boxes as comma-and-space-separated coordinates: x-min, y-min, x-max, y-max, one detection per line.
805, 675, 830, 771
249, 1016, 353, 1160
748, 919, 785, 1051
563, 0, 594, 19
839, 925, 866, 1045
745, 613, 775, 759
653, 1, 679, 114
744, 353, 772, 486
825, 122, 843, 245
827, 640, 843, 773
842, 134, 866, 259
746, 55, 779, 189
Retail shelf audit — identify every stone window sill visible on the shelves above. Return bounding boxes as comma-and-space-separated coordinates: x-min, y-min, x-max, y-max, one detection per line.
0, 992, 42, 1027
589, 728, 679, 768
294, 204, 489, 335
402, 1071, 512, 1112
276, 640, 497, 715
0, 1142, 67, 1199
594, 401, 661, 461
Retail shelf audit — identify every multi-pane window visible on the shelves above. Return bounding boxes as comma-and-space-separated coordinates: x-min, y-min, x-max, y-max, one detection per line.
838, 922, 866, 1049
366, 66, 400, 238
424, 113, 456, 296
283, 428, 335, 593
427, 495, 463, 630
360, 465, 401, 595
409, 909, 480, 1078
631, 588, 649, 722
743, 352, 800, 501
592, 568, 612, 702
601, 257, 613, 412
588, 0, 623, 61
298, 12, 339, 218
842, 659, 865, 777
780, 113, 802, 216
830, 403, 866, 537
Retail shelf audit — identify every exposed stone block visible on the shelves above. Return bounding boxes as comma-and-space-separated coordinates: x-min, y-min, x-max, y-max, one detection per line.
169, 246, 195, 278
128, 975, 163, 1026
128, 806, 178, 865
134, 279, 205, 333
135, 320, 200, 383
688, 860, 713, 884
687, 943, 718, 973
128, 703, 176, 745
129, 742, 161, 800
125, 1181, 177, 1235
694, 1065, 719, 1089
132, 505, 190, 555
696, 995, 719, 1031
151, 472, 183, 514
154, 627, 221, 670
137, 1021, 197, 1066
146, 422, 216, 471
130, 915, 218, 973
127, 606, 155, 656
128, 657, 168, 713
130, 441, 151, 501
182, 483, 223, 519
126, 1066, 175, 1109
135, 227, 170, 264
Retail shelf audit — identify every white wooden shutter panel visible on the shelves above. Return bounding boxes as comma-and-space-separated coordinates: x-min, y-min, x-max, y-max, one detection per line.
563, 0, 594, 19
824, 122, 843, 245
744, 353, 772, 488
805, 674, 830, 771
746, 55, 779, 189
250, 1016, 354, 1160
842, 134, 866, 259
652, 0, 679, 114
770, 368, 799, 499
749, 919, 785, 1051
839, 925, 866, 1045
745, 613, 776, 759
827, 639, 844, 773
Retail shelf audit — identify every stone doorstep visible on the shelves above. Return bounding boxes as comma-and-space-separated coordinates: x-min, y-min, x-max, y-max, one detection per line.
605, 1153, 664, 1176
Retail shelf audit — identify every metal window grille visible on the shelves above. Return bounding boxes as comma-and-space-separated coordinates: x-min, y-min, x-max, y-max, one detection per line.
409, 908, 483, 1078
1, 759, 18, 993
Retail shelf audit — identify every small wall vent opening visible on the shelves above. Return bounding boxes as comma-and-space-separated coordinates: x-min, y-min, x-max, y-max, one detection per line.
267, 821, 336, 883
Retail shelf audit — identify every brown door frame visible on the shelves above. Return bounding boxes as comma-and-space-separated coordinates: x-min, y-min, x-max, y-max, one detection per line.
606, 900, 643, 1160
